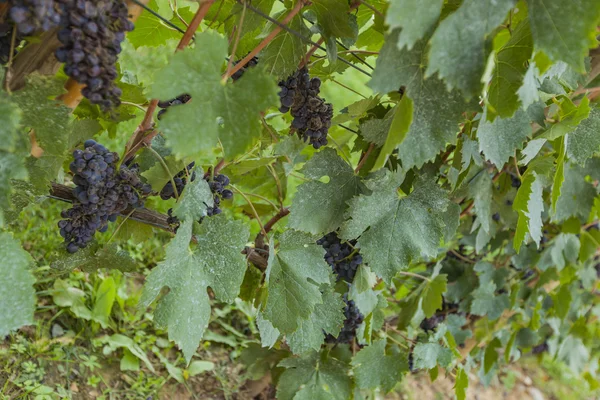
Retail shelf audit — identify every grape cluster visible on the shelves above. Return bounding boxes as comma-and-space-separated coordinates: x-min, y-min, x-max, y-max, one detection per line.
206, 173, 233, 217
317, 232, 362, 282
58, 139, 151, 253
55, 0, 133, 110
157, 94, 191, 120
531, 341, 549, 355
278, 68, 333, 149
159, 162, 196, 200
0, 22, 16, 64
326, 294, 364, 344
231, 56, 258, 81
8, 0, 61, 35
419, 314, 445, 333
161, 168, 233, 231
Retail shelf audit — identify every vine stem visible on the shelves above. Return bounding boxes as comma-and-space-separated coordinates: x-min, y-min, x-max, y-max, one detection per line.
459, 201, 474, 218
449, 249, 476, 264
223, 0, 307, 80
355, 143, 375, 173
298, 37, 324, 69
143, 143, 179, 200
231, 185, 267, 236
255, 207, 290, 248
397, 271, 430, 282
224, 0, 247, 81
123, 0, 214, 162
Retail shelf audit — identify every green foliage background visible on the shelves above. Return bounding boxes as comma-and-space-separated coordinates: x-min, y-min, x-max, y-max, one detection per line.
1, 0, 600, 398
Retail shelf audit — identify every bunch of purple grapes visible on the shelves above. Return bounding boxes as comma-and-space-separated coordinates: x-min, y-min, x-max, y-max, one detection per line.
157, 94, 191, 121
231, 56, 258, 81
326, 294, 364, 344
58, 139, 151, 253
161, 166, 234, 230
8, 0, 62, 35
206, 174, 233, 216
278, 68, 333, 149
0, 22, 15, 64
160, 162, 196, 200
54, 0, 133, 110
419, 314, 445, 333
317, 232, 362, 282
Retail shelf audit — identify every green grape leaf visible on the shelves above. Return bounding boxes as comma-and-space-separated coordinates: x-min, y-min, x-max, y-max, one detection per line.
261, 13, 308, 80
114, 219, 154, 244
539, 96, 590, 141
412, 342, 453, 370
120, 40, 174, 89
426, 0, 515, 97
484, 337, 502, 373
277, 352, 352, 400
454, 367, 469, 400
554, 161, 597, 222
287, 287, 345, 354
421, 274, 448, 318
127, 0, 180, 48
446, 314, 473, 345
151, 32, 279, 160
526, 0, 600, 72
0, 96, 26, 226
372, 96, 413, 170
553, 284, 572, 319
470, 281, 510, 320
14, 76, 72, 194
139, 217, 249, 363
487, 21, 533, 118
478, 108, 531, 169
567, 107, 600, 165
513, 172, 544, 252
341, 173, 458, 282
551, 138, 566, 213
385, 0, 443, 50
141, 156, 187, 192
469, 172, 493, 234
351, 339, 408, 392
173, 172, 214, 222
262, 230, 331, 334
369, 31, 469, 168
51, 243, 136, 273
309, 0, 356, 40
289, 148, 366, 234
359, 109, 394, 147
0, 232, 35, 337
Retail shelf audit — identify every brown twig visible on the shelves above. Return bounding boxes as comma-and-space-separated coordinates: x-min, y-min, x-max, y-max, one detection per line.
298, 37, 324, 69
177, 0, 214, 51
224, 0, 246, 79
254, 207, 290, 251
355, 143, 375, 173
459, 201, 474, 218
223, 0, 306, 80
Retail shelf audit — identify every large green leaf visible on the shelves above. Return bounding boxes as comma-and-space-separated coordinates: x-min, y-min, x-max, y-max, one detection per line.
477, 108, 531, 169
567, 107, 600, 165
262, 231, 332, 334
426, 0, 515, 97
412, 342, 452, 369
385, 0, 443, 50
513, 172, 545, 252
289, 148, 366, 234
0, 232, 35, 337
139, 217, 249, 363
0, 95, 26, 226
286, 287, 345, 354
151, 32, 279, 160
369, 31, 469, 168
277, 352, 352, 400
487, 21, 534, 118
341, 172, 459, 282
470, 281, 510, 320
554, 160, 598, 221
526, 0, 600, 72
14, 76, 72, 195
261, 13, 308, 80
351, 339, 408, 392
